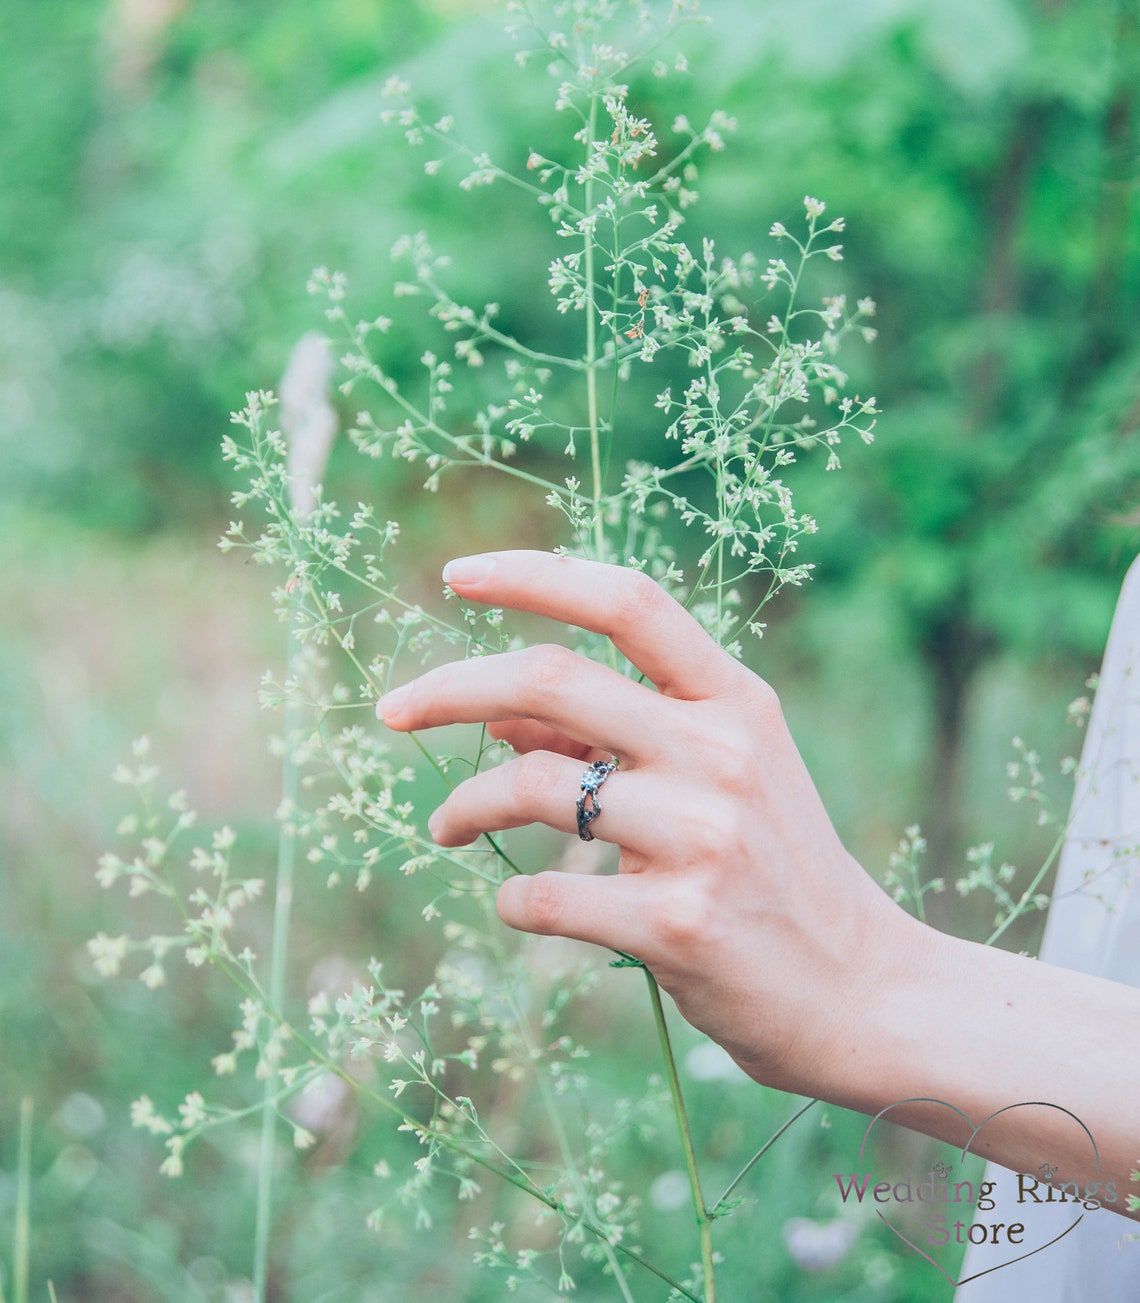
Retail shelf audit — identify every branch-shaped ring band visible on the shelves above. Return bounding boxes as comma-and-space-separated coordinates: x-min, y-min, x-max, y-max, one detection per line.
576, 758, 618, 841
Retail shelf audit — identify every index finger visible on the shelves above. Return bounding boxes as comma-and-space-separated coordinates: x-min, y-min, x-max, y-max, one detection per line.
441, 551, 748, 700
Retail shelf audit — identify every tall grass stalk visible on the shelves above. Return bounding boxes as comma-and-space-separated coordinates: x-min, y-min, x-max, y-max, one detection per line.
571, 46, 714, 1296
572, 42, 713, 1297
13, 1096, 32, 1303
252, 578, 305, 1298
251, 687, 298, 1297
645, 976, 715, 1302
251, 333, 337, 1295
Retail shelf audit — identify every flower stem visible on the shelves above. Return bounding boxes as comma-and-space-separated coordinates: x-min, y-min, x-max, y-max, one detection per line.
644, 971, 716, 1302
583, 93, 606, 567
712, 1097, 818, 1214
13, 1096, 32, 1303
986, 822, 1066, 947
252, 589, 302, 1299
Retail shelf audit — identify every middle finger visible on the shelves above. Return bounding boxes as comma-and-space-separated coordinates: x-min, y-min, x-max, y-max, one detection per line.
378, 644, 668, 761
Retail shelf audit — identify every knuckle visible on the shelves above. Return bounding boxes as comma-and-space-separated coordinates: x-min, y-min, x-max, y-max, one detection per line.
676, 711, 757, 787
510, 751, 562, 806
519, 643, 579, 696
749, 678, 784, 731
672, 788, 752, 868
704, 721, 752, 775
520, 872, 564, 935
652, 879, 715, 954
686, 797, 741, 857
610, 566, 667, 628
707, 676, 785, 741
710, 667, 783, 722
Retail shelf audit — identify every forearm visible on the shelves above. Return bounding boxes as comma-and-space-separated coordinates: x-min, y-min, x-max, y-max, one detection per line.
819, 917, 1140, 1216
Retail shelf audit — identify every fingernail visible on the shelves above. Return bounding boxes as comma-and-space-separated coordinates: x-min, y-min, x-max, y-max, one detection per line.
376, 683, 411, 722
442, 554, 495, 587
427, 809, 442, 842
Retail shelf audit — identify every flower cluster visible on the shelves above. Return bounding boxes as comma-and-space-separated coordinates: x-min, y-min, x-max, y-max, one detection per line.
92, 3, 881, 1297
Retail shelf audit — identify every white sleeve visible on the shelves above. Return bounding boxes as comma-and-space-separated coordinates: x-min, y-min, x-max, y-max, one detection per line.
954, 557, 1140, 1300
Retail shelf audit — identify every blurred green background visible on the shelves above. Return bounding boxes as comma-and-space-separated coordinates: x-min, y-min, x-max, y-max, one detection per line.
1, 0, 1138, 1298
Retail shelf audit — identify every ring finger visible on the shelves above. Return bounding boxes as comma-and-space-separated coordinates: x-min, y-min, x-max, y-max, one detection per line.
428, 750, 660, 852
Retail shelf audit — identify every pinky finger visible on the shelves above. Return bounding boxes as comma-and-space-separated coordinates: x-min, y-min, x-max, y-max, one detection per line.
497, 869, 653, 957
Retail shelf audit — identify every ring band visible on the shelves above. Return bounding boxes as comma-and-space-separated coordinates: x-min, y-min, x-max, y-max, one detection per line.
576, 759, 617, 841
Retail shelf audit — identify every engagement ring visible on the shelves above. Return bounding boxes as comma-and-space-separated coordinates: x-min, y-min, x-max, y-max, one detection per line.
576, 758, 617, 841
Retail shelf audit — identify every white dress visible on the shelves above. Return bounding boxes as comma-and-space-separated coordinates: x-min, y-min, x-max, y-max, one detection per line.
954, 558, 1140, 1298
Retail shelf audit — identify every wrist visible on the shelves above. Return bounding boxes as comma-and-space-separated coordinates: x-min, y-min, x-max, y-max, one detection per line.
801, 898, 947, 1113
816, 920, 1140, 1205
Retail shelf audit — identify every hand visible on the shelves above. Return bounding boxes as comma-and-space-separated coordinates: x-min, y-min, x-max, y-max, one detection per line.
376, 549, 917, 1096
378, 551, 1140, 1202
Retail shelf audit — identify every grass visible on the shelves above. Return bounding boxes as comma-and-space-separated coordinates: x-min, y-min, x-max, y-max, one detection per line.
0, 504, 1084, 1299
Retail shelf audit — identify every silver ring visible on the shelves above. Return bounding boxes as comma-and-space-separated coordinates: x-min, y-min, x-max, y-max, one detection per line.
576, 759, 617, 841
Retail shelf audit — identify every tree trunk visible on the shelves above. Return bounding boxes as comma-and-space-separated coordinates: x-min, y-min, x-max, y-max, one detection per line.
918, 614, 996, 879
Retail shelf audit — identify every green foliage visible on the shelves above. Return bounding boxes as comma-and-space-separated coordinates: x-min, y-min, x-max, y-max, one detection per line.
67, 3, 888, 1297
1, 0, 1137, 1298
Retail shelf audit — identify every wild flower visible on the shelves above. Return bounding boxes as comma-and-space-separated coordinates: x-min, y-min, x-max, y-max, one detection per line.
93, 2, 881, 1298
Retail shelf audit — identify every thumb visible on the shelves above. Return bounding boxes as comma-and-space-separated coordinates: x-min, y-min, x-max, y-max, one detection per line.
497, 870, 650, 956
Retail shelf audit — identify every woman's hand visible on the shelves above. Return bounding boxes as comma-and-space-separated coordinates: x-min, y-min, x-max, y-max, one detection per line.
378, 550, 1140, 1203
376, 549, 918, 1098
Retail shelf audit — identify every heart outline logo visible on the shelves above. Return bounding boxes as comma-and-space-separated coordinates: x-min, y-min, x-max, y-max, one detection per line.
857, 1097, 1101, 1288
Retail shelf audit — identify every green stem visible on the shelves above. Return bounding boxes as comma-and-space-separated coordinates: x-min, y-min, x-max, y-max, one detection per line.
13, 1097, 31, 1303
252, 588, 303, 1299
583, 94, 606, 567
644, 972, 716, 1303
180, 1067, 327, 1145
712, 1098, 818, 1214
986, 822, 1067, 947
911, 856, 928, 925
